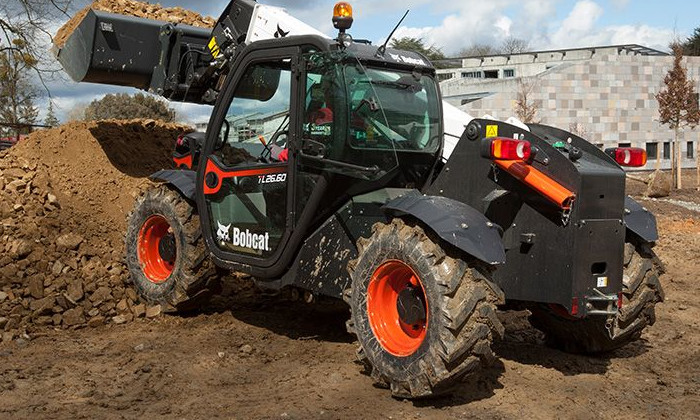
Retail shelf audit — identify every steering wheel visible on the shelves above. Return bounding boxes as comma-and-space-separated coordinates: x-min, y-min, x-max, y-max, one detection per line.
270, 130, 289, 148
258, 130, 289, 162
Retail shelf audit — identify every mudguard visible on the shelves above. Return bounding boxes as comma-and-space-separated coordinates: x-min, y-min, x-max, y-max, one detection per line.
383, 190, 506, 265
624, 196, 658, 242
150, 169, 196, 201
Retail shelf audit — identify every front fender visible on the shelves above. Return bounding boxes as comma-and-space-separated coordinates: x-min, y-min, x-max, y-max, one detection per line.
150, 169, 196, 202
624, 196, 658, 242
383, 190, 506, 265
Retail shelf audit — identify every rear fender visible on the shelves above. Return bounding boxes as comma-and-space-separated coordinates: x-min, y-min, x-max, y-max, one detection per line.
624, 196, 658, 242
383, 190, 506, 265
150, 169, 196, 202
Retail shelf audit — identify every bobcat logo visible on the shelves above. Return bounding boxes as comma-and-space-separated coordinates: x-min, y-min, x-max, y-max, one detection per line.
274, 24, 290, 38
216, 221, 231, 242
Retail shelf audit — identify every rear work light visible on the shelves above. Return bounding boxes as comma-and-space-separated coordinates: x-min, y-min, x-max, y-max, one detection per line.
605, 147, 647, 167
482, 137, 532, 161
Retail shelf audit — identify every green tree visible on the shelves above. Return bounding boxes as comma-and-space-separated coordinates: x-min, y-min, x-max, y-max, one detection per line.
656, 43, 700, 189
390, 37, 446, 63
681, 27, 700, 56
44, 101, 60, 127
84, 93, 177, 122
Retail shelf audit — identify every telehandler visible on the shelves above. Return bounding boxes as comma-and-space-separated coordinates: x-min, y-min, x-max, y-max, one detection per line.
56, 0, 663, 397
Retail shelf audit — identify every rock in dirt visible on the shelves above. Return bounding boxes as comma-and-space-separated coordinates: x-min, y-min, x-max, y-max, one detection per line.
145, 305, 161, 318
131, 303, 146, 318
66, 280, 84, 303
63, 307, 86, 326
239, 344, 254, 355
29, 296, 55, 316
47, 193, 59, 207
89, 286, 112, 305
56, 233, 84, 250
88, 316, 106, 327
646, 170, 671, 198
27, 276, 44, 299
51, 260, 64, 276
0, 119, 192, 331
9, 239, 32, 260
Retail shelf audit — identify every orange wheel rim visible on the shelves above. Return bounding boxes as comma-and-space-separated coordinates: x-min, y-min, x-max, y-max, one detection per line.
367, 260, 428, 357
137, 215, 175, 284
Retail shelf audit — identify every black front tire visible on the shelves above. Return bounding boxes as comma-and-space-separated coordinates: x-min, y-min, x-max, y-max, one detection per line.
125, 184, 220, 312
346, 219, 504, 398
528, 240, 665, 353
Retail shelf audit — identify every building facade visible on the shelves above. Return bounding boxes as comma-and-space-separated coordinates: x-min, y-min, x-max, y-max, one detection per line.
437, 45, 699, 170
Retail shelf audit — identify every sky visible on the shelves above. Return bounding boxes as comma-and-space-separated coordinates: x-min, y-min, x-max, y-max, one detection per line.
38, 0, 700, 124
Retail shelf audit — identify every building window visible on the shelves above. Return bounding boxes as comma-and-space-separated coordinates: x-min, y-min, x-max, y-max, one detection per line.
688, 141, 695, 159
618, 142, 631, 148
437, 73, 454, 82
504, 69, 515, 78
646, 142, 658, 160
663, 141, 671, 159
484, 70, 499, 79
462, 71, 482, 78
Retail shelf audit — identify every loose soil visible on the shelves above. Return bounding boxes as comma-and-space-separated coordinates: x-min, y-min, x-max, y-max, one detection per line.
0, 122, 698, 418
54, 0, 215, 47
0, 120, 190, 336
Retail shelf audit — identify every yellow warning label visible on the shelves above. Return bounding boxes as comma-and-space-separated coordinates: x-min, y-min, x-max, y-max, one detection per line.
486, 125, 498, 138
208, 37, 220, 58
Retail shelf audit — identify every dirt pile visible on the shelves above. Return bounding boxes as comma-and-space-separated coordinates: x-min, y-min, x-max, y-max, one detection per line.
0, 119, 191, 341
54, 0, 216, 46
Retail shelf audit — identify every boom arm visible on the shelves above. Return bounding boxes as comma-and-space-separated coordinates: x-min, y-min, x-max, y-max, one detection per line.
55, 0, 324, 104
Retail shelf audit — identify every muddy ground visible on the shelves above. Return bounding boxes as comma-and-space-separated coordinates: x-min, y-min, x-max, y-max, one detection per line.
1, 171, 698, 418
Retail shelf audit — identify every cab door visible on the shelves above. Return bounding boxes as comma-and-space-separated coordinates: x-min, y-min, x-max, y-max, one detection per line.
198, 48, 298, 269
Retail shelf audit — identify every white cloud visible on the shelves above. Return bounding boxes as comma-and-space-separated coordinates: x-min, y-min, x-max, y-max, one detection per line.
550, 0, 604, 47
384, 0, 674, 55
610, 0, 630, 9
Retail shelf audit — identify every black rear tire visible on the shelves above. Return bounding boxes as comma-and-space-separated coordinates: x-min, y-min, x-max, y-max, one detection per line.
346, 219, 504, 398
528, 240, 665, 353
125, 184, 221, 312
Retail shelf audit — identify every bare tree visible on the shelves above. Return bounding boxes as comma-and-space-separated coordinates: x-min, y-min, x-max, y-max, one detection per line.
569, 122, 587, 138
0, 1, 73, 84
1, 1, 74, 133
513, 77, 540, 124
656, 42, 700, 189
501, 37, 530, 54
459, 43, 499, 57
0, 37, 39, 138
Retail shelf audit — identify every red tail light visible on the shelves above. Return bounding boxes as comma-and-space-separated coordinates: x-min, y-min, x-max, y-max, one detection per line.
571, 297, 579, 316
482, 138, 531, 161
606, 147, 647, 167
618, 292, 623, 309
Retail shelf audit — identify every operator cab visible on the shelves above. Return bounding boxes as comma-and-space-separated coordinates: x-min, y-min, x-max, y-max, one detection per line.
196, 5, 443, 277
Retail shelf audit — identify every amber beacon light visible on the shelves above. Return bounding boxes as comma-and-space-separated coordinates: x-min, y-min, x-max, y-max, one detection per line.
333, 2, 353, 32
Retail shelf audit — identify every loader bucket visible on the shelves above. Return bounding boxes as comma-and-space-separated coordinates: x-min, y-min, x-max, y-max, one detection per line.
55, 9, 211, 91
